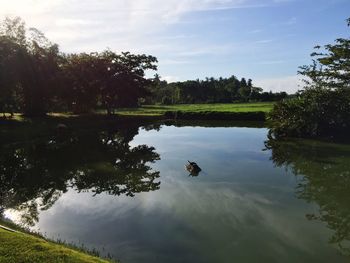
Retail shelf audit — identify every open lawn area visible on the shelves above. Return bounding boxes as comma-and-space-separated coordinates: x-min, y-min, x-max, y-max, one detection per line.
0, 102, 274, 123
115, 102, 274, 116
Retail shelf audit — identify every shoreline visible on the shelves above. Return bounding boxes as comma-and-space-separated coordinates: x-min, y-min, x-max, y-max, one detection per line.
0, 218, 113, 263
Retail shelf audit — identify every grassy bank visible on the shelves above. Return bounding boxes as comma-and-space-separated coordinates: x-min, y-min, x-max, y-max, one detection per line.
163, 110, 266, 121
116, 102, 274, 119
1, 103, 274, 123
0, 227, 110, 263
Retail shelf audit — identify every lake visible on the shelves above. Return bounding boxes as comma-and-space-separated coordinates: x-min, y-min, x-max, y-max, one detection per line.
1, 121, 350, 262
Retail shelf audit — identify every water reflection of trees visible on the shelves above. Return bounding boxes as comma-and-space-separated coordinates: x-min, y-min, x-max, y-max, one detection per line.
265, 138, 350, 254
0, 123, 160, 226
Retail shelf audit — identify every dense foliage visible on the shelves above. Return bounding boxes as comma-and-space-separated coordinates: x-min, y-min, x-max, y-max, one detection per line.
0, 17, 157, 116
148, 75, 287, 105
269, 18, 350, 138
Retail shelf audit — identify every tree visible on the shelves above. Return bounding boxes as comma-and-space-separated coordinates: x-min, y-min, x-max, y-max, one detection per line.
99, 51, 157, 113
61, 53, 102, 113
0, 17, 27, 116
250, 86, 263, 100
240, 77, 247, 87
0, 16, 26, 46
238, 86, 251, 101
298, 22, 350, 90
60, 50, 157, 114
0, 36, 23, 116
269, 18, 350, 138
21, 28, 61, 116
0, 17, 61, 116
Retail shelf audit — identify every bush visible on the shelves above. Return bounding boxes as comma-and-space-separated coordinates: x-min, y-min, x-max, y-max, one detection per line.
268, 88, 350, 138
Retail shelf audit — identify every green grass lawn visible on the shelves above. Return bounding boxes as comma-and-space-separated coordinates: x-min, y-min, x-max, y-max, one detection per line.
116, 102, 274, 116
0, 103, 274, 125
1, 102, 274, 118
0, 228, 111, 263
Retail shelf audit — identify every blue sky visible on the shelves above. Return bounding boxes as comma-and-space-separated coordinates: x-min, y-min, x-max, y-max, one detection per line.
0, 0, 349, 93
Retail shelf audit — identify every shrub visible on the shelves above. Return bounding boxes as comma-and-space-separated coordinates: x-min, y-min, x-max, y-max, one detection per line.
269, 88, 350, 138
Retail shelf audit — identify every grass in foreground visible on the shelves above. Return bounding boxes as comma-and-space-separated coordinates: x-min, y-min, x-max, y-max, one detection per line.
116, 102, 274, 116
0, 228, 110, 263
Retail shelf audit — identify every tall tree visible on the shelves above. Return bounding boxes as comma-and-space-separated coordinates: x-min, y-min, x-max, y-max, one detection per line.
61, 53, 102, 113
298, 19, 350, 90
0, 36, 23, 116
99, 51, 157, 114
269, 17, 350, 138
21, 28, 61, 116
0, 17, 61, 116
0, 17, 27, 116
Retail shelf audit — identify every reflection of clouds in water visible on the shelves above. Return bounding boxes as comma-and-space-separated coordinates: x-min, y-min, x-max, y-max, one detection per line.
34, 178, 333, 261
49, 189, 142, 218
133, 126, 272, 178
4, 209, 22, 223
5, 124, 345, 262
160, 182, 332, 259
132, 126, 271, 163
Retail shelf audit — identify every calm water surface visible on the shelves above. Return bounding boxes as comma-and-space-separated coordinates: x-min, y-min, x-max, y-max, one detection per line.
1, 121, 350, 262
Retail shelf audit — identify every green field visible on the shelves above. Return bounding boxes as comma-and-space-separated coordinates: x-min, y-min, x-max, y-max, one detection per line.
1, 102, 274, 118
116, 102, 274, 116
0, 227, 110, 263
0, 103, 274, 125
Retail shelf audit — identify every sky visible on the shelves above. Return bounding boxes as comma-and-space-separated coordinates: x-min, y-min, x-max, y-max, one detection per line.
0, 0, 349, 93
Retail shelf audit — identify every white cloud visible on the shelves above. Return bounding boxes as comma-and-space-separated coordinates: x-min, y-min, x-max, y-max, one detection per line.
162, 75, 181, 83
55, 18, 102, 27
255, 39, 274, 44
255, 75, 304, 94
0, 0, 301, 81
0, 0, 274, 52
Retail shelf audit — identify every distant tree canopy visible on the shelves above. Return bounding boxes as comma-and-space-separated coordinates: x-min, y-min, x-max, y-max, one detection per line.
269, 17, 350, 139
147, 75, 287, 105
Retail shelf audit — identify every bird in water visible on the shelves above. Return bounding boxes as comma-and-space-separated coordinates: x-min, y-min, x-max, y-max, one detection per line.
185, 160, 202, 176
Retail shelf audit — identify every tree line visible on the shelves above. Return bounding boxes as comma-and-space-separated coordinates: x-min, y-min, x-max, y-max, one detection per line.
0, 17, 287, 117
148, 75, 287, 105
